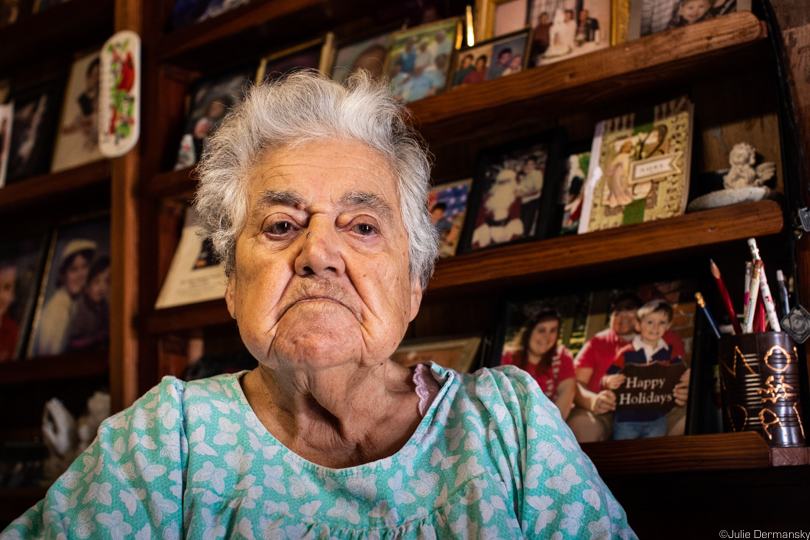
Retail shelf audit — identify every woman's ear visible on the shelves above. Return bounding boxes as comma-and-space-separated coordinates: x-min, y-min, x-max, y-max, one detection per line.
409, 279, 423, 323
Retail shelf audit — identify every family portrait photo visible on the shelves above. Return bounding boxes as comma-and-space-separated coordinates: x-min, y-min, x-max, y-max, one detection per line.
28, 216, 110, 358
449, 31, 529, 88
385, 18, 459, 103
528, 0, 611, 66
427, 178, 472, 258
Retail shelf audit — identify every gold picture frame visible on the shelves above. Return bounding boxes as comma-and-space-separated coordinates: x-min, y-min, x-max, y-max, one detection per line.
476, 0, 529, 41
391, 336, 482, 373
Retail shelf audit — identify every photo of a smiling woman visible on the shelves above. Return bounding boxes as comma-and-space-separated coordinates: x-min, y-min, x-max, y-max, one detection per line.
500, 308, 576, 420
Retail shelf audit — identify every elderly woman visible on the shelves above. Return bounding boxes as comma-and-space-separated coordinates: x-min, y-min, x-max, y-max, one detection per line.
3, 72, 634, 539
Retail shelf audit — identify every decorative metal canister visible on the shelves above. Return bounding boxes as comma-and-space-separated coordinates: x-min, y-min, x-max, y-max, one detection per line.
718, 332, 805, 447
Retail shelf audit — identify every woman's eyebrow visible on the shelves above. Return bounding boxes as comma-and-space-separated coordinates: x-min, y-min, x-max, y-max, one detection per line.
256, 190, 305, 209
339, 191, 394, 222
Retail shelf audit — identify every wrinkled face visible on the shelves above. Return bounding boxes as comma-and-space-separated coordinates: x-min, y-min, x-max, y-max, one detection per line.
226, 140, 422, 370
638, 311, 670, 343
0, 267, 15, 317
610, 302, 638, 335
528, 318, 559, 357
87, 267, 110, 304
680, 0, 710, 23
64, 253, 91, 297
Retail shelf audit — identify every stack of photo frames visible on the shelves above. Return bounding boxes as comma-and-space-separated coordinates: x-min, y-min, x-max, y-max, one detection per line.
0, 214, 111, 362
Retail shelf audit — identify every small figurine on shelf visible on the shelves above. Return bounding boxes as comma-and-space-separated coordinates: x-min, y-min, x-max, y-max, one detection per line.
687, 141, 777, 211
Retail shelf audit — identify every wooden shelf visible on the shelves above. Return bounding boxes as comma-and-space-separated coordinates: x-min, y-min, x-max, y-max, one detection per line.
0, 160, 111, 215
409, 11, 766, 145
147, 166, 196, 199
157, 0, 377, 70
0, 350, 108, 387
582, 431, 772, 477
0, 0, 114, 73
426, 199, 784, 299
142, 200, 783, 334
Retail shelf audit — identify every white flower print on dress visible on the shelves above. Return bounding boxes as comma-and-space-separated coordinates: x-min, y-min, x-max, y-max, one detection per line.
187, 402, 213, 424
264, 501, 291, 517
289, 475, 319, 499
60, 470, 82, 489
587, 515, 612, 540
560, 502, 584, 535
102, 437, 126, 462
149, 492, 179, 527
429, 448, 460, 470
193, 461, 227, 493
128, 433, 158, 452
454, 456, 484, 487
53, 488, 82, 513
527, 495, 557, 535
263, 465, 286, 494
212, 399, 240, 415
449, 514, 478, 540
298, 501, 321, 521
132, 408, 156, 431
134, 523, 152, 540
189, 425, 218, 457
409, 469, 438, 497
159, 434, 182, 462
184, 385, 209, 398
82, 453, 104, 483
346, 472, 377, 500
134, 451, 167, 482
83, 482, 112, 505
388, 471, 416, 504
201, 507, 226, 540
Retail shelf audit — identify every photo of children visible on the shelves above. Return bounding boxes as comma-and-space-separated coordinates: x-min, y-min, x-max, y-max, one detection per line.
332, 30, 396, 84
29, 216, 110, 358
469, 140, 549, 251
449, 31, 529, 88
558, 150, 589, 235
0, 234, 48, 362
497, 293, 591, 420
428, 178, 472, 258
601, 299, 687, 439
639, 0, 744, 36
5, 82, 63, 184
51, 51, 103, 173
528, 0, 610, 66
567, 280, 695, 443
174, 68, 253, 170
385, 18, 459, 103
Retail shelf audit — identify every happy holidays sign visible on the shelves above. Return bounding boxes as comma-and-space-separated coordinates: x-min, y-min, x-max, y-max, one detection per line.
614, 362, 687, 414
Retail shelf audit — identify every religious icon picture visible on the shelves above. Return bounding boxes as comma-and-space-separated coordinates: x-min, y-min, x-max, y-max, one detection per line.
448, 30, 530, 89
174, 66, 255, 170
0, 231, 49, 362
28, 215, 111, 358
578, 96, 693, 233
384, 17, 461, 103
528, 0, 612, 66
331, 27, 398, 84
392, 336, 482, 373
51, 50, 103, 172
460, 130, 564, 253
428, 178, 472, 258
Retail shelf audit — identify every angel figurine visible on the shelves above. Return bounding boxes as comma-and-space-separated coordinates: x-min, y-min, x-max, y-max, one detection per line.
723, 142, 776, 189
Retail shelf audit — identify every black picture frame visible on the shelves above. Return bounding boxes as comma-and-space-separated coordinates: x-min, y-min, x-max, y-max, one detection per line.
458, 128, 565, 254
551, 140, 592, 237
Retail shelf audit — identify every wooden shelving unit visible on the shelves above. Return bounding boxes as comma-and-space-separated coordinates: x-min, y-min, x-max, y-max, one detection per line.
0, 160, 111, 213
0, 350, 108, 386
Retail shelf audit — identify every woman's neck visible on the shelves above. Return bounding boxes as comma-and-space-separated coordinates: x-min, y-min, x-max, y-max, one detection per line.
240, 360, 422, 468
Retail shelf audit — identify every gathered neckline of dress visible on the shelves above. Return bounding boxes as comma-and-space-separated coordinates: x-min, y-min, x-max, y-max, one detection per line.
230, 362, 450, 474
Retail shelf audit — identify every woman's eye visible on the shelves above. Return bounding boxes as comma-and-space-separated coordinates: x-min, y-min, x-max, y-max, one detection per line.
353, 223, 377, 236
265, 221, 295, 235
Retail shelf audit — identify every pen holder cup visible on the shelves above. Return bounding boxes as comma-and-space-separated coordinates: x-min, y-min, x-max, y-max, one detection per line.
718, 332, 805, 447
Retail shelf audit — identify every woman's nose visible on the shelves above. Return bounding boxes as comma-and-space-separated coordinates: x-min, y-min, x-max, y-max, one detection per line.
293, 217, 345, 277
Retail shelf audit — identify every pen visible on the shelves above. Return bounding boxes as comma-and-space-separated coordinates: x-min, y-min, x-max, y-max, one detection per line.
710, 259, 741, 334
695, 292, 722, 339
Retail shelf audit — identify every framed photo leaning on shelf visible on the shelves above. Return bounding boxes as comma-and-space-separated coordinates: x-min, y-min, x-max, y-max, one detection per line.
51, 49, 103, 173
428, 177, 473, 258
626, 0, 751, 38
527, 0, 613, 67
384, 17, 461, 104
447, 29, 530, 88
256, 34, 336, 85
475, 0, 530, 39
0, 231, 48, 362
28, 214, 111, 358
330, 26, 401, 84
392, 336, 482, 373
459, 129, 564, 253
554, 142, 591, 236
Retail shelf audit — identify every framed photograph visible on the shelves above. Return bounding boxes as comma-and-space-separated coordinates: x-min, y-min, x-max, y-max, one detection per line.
392, 336, 482, 373
5, 80, 64, 184
51, 50, 103, 173
0, 232, 49, 362
170, 0, 249, 30
28, 215, 111, 358
527, 0, 612, 67
0, 102, 12, 187
256, 35, 335, 85
331, 27, 399, 84
460, 130, 564, 253
448, 29, 530, 88
384, 17, 461, 103
155, 206, 228, 310
476, 0, 530, 40
627, 0, 751, 39
173, 66, 255, 170
578, 96, 693, 234
555, 143, 591, 236
428, 178, 473, 258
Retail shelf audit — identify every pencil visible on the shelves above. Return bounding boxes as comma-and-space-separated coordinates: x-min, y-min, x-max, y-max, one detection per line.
709, 259, 741, 334
743, 261, 753, 323
744, 262, 761, 333
756, 260, 781, 332
695, 292, 722, 339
